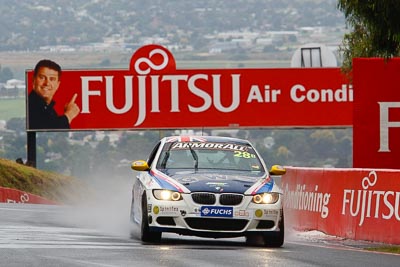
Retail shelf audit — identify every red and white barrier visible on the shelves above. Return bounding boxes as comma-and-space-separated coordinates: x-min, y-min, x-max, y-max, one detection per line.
2, 167, 398, 244
282, 167, 400, 244
0, 186, 58, 205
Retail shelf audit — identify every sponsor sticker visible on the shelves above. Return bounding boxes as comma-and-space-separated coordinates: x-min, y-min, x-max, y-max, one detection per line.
200, 206, 233, 217
159, 206, 179, 213
235, 210, 250, 217
263, 209, 279, 216
171, 142, 248, 152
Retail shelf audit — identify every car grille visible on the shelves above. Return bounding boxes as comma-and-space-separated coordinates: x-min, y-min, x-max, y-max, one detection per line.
191, 193, 244, 206
220, 194, 243, 205
185, 218, 248, 231
191, 193, 216, 204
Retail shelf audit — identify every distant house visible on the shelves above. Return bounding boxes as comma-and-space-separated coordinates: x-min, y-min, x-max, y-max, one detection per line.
0, 120, 6, 130
0, 79, 25, 98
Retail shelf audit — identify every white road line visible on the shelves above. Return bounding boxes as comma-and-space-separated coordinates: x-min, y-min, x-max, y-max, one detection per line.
0, 244, 137, 249
0, 224, 140, 249
39, 255, 119, 267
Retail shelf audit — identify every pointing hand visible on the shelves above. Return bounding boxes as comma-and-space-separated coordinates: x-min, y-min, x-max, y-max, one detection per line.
64, 93, 80, 123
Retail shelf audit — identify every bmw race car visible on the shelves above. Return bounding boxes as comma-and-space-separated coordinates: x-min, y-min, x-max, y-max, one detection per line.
129, 135, 286, 247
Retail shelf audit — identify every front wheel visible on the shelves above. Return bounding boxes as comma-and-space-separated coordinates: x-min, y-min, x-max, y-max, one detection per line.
263, 213, 284, 247
140, 193, 162, 243
129, 196, 136, 238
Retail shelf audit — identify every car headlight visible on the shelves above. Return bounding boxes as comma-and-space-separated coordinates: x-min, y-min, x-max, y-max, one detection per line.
252, 193, 280, 204
153, 189, 182, 201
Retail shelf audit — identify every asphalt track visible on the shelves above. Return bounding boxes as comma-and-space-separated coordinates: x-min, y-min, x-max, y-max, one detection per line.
0, 203, 398, 267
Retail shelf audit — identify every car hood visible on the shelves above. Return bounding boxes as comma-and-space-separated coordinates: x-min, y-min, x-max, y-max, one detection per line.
168, 171, 272, 194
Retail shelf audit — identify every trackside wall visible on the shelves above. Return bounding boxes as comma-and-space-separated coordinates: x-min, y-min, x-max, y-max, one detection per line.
282, 167, 400, 244
0, 186, 58, 205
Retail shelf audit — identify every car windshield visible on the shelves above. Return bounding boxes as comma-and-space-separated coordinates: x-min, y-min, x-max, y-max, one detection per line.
156, 141, 265, 173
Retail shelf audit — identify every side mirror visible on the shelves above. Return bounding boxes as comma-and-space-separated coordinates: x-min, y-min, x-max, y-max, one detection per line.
269, 165, 286, 175
131, 160, 150, 171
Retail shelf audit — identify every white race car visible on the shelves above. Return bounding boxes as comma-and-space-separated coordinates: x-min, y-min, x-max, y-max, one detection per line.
130, 135, 286, 247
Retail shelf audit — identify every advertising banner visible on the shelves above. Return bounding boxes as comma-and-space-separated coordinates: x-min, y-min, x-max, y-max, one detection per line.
26, 44, 352, 131
0, 186, 58, 205
283, 167, 400, 244
353, 58, 400, 168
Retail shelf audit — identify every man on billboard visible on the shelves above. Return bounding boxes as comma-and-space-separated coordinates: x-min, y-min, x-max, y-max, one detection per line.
28, 59, 80, 130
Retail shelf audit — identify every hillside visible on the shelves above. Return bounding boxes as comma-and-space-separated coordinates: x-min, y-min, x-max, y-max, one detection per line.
0, 0, 344, 52
0, 158, 89, 204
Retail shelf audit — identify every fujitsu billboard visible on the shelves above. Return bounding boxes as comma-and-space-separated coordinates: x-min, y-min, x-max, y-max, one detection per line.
26, 44, 352, 131
353, 58, 400, 168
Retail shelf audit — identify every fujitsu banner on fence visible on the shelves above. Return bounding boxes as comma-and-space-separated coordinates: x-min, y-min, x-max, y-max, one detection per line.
282, 167, 400, 244
26, 44, 352, 131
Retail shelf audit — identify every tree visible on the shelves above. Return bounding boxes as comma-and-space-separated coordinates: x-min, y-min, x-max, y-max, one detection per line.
0, 66, 14, 82
338, 0, 400, 72
99, 58, 111, 67
6, 118, 25, 133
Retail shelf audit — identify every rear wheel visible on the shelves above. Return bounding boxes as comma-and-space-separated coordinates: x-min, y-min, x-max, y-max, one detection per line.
140, 193, 162, 243
263, 212, 284, 247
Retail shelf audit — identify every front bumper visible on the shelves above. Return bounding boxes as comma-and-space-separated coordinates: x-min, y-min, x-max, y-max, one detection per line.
146, 192, 283, 238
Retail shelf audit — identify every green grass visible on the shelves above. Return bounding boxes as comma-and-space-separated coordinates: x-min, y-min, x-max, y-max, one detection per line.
0, 158, 89, 204
365, 246, 400, 254
0, 98, 26, 121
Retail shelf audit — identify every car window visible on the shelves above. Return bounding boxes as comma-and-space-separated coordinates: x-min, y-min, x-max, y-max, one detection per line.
156, 141, 264, 172
147, 141, 161, 167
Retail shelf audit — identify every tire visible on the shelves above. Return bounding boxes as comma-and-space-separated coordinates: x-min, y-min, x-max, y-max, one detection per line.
140, 193, 162, 243
263, 212, 284, 248
129, 196, 136, 239
129, 193, 135, 223
245, 234, 264, 246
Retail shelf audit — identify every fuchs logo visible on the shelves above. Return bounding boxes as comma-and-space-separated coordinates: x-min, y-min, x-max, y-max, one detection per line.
200, 206, 233, 217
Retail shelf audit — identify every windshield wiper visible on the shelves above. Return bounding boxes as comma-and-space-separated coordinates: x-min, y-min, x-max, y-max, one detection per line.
188, 144, 199, 171
160, 151, 169, 169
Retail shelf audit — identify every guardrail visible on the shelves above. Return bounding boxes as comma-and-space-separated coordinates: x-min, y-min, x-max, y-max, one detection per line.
282, 167, 400, 244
